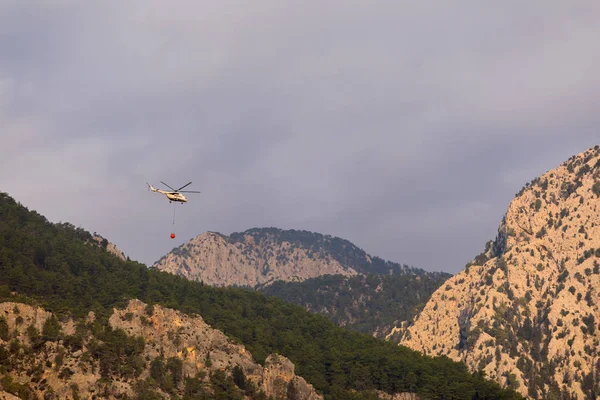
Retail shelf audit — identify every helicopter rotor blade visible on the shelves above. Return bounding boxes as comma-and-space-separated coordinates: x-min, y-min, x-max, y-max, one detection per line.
160, 181, 177, 191
176, 182, 193, 191
178, 190, 201, 193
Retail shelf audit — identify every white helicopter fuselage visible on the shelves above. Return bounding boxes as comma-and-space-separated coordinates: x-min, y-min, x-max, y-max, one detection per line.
148, 185, 188, 203
165, 191, 187, 203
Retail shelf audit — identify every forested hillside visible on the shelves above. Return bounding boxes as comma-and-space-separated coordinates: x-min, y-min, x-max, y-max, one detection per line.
0, 192, 522, 400
260, 273, 450, 339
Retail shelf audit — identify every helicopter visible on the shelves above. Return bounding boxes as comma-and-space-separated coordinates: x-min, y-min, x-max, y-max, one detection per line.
147, 181, 201, 203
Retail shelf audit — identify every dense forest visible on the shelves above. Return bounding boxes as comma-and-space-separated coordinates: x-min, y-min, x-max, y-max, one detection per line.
0, 192, 522, 400
260, 273, 450, 339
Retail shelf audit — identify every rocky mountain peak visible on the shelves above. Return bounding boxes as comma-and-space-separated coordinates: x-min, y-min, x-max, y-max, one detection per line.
400, 145, 600, 399
152, 228, 421, 288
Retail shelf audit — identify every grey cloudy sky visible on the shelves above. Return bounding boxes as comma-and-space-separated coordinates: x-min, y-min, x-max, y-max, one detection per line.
2, 1, 599, 274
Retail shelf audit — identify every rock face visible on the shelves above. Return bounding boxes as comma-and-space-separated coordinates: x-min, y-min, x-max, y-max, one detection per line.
110, 299, 322, 400
0, 391, 21, 400
401, 145, 600, 399
109, 299, 262, 382
92, 233, 127, 261
262, 354, 323, 400
153, 230, 359, 287
0, 299, 322, 400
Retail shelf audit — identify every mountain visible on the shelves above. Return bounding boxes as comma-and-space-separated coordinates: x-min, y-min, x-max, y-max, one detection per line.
260, 272, 450, 339
152, 228, 424, 288
0, 299, 320, 399
152, 227, 450, 340
400, 145, 600, 399
0, 191, 522, 399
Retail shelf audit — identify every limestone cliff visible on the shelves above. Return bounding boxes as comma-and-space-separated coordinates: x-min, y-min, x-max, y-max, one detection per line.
400, 145, 600, 399
153, 228, 418, 288
0, 300, 322, 400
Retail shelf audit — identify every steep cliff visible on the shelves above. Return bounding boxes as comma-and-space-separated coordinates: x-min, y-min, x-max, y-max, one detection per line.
153, 228, 421, 288
0, 299, 322, 400
401, 145, 600, 399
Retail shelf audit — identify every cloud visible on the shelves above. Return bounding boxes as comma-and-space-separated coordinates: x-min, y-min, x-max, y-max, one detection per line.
2, 1, 600, 273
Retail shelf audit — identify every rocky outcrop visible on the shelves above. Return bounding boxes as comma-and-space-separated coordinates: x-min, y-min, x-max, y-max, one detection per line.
0, 391, 21, 400
0, 302, 95, 400
0, 302, 54, 342
109, 299, 264, 386
109, 299, 322, 399
401, 145, 600, 399
93, 233, 127, 260
0, 299, 323, 399
153, 231, 358, 287
262, 354, 323, 400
